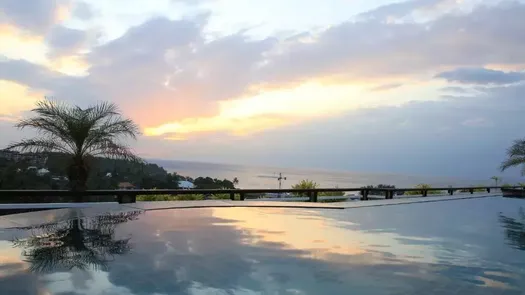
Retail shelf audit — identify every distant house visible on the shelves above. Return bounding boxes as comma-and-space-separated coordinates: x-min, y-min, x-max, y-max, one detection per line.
178, 180, 194, 189
37, 168, 50, 176
118, 182, 136, 190
27, 166, 38, 171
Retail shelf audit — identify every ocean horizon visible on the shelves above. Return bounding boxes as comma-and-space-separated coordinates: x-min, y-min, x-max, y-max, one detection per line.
149, 159, 498, 189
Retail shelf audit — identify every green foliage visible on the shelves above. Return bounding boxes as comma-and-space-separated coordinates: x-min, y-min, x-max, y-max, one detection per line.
291, 179, 319, 196
502, 183, 513, 188
405, 184, 441, 195
5, 100, 141, 191
319, 190, 344, 197
136, 193, 231, 201
361, 184, 397, 196
501, 139, 525, 175
292, 179, 319, 190
193, 177, 235, 189
459, 185, 486, 193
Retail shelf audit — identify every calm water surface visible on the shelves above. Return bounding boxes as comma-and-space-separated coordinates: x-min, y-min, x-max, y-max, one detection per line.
157, 160, 486, 189
0, 197, 524, 294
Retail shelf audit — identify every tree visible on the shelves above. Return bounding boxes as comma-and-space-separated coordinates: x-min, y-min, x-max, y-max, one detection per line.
233, 177, 239, 187
5, 100, 142, 195
499, 208, 525, 251
12, 210, 143, 273
193, 177, 234, 189
291, 179, 318, 196
491, 176, 501, 186
501, 139, 525, 175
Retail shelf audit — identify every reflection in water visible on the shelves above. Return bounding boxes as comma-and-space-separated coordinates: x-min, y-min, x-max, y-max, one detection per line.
1, 198, 525, 295
499, 207, 525, 251
11, 211, 143, 273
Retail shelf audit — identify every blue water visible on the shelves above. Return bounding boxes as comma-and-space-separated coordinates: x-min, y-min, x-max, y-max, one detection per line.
0, 196, 524, 294
155, 159, 489, 189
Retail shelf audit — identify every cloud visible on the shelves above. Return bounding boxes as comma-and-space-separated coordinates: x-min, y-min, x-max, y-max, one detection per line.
0, 0, 70, 34
369, 83, 403, 92
436, 67, 525, 85
461, 117, 493, 127
440, 86, 472, 94
2, 0, 525, 178
259, 2, 525, 85
358, 0, 455, 21
45, 25, 91, 57
72, 1, 94, 20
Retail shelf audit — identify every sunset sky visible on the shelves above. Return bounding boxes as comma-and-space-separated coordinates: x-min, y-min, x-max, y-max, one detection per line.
1, 0, 525, 178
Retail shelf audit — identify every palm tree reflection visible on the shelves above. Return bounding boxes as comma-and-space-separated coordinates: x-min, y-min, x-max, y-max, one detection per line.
12, 210, 142, 273
499, 208, 525, 250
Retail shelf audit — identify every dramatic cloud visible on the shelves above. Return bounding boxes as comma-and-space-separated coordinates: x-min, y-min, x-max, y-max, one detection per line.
45, 25, 91, 57
436, 67, 525, 85
0, 0, 70, 34
1, 0, 525, 177
358, 0, 456, 21
72, 1, 94, 20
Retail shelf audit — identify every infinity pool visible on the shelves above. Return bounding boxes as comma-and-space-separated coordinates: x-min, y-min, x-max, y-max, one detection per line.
0, 196, 524, 294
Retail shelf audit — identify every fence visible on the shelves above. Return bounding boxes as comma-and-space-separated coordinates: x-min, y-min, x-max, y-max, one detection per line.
0, 186, 520, 204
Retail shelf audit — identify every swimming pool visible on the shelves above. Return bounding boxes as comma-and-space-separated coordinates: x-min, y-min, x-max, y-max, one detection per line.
0, 196, 524, 294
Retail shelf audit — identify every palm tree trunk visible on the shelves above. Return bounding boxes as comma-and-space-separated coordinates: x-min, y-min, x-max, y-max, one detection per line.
68, 157, 89, 202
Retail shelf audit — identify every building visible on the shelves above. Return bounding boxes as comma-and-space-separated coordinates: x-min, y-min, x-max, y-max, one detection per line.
37, 168, 50, 176
178, 180, 195, 189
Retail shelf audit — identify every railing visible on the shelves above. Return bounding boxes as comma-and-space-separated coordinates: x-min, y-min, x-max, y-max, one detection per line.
0, 186, 520, 204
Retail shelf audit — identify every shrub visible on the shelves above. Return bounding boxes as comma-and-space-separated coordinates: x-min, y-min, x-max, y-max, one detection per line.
404, 184, 441, 195
320, 186, 345, 197
360, 184, 397, 196
459, 185, 486, 193
136, 193, 231, 201
291, 179, 319, 196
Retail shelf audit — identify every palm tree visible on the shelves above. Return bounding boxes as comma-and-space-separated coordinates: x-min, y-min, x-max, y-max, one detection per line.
6, 100, 142, 193
12, 210, 143, 273
499, 208, 525, 251
491, 176, 501, 186
233, 177, 239, 187
501, 139, 525, 175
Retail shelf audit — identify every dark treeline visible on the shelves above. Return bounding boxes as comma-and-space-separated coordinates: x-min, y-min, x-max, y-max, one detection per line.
0, 152, 235, 190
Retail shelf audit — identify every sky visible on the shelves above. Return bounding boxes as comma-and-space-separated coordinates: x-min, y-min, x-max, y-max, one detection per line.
1, 0, 525, 179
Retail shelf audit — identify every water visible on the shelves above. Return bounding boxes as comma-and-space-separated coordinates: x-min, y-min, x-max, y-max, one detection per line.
0, 197, 524, 294
155, 159, 486, 189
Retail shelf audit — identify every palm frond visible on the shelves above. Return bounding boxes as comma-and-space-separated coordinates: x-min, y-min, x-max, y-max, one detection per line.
16, 117, 76, 152
501, 156, 525, 173
501, 139, 525, 174
5, 138, 70, 154
88, 139, 143, 163
85, 101, 119, 125
507, 140, 525, 157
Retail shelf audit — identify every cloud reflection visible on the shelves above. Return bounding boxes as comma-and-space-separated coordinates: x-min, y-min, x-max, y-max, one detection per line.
0, 204, 524, 294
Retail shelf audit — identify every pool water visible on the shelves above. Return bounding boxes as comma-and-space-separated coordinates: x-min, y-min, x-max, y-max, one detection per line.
0, 196, 524, 294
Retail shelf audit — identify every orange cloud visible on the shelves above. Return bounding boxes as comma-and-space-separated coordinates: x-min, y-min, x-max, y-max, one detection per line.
0, 80, 46, 118
143, 79, 444, 139
0, 24, 89, 76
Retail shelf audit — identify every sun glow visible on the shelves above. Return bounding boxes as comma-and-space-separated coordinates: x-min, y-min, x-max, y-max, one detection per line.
0, 25, 89, 76
143, 79, 442, 139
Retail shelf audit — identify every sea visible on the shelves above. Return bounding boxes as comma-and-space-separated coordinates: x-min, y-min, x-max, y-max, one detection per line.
151, 159, 492, 189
